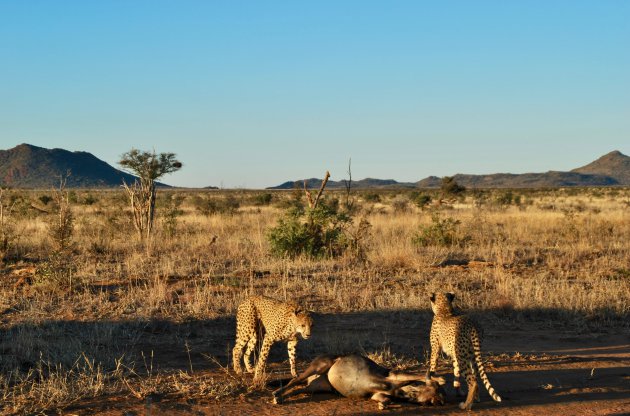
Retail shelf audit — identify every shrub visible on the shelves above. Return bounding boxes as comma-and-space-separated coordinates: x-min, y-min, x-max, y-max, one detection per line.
68, 191, 78, 204
391, 196, 409, 213
34, 252, 79, 290
47, 181, 74, 253
412, 213, 462, 247
363, 192, 381, 203
267, 203, 352, 258
162, 195, 184, 237
193, 195, 240, 216
252, 193, 273, 206
39, 195, 53, 206
471, 190, 489, 208
0, 189, 16, 262
83, 194, 98, 205
411, 192, 432, 209
345, 217, 372, 261
495, 191, 522, 207
496, 191, 513, 206
441, 176, 466, 195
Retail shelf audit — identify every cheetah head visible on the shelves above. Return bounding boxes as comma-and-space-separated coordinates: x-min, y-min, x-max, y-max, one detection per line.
429, 292, 456, 315
292, 308, 312, 339
395, 378, 446, 406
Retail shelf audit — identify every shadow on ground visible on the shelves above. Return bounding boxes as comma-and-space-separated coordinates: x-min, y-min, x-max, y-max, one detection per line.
0, 307, 628, 415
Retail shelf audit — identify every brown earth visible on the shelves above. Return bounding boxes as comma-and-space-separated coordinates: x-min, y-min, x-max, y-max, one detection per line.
62, 314, 630, 416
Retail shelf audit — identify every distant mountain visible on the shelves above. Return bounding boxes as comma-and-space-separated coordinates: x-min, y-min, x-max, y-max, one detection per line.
0, 143, 141, 188
270, 151, 629, 189
416, 171, 618, 188
571, 150, 630, 185
267, 177, 416, 190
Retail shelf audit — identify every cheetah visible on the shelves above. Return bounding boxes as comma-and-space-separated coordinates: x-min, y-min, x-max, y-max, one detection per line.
425, 292, 502, 410
232, 295, 312, 380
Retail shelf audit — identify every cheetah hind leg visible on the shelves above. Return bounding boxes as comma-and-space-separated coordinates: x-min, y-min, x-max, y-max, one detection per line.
475, 381, 481, 402
243, 335, 258, 373
232, 336, 248, 374
458, 363, 478, 410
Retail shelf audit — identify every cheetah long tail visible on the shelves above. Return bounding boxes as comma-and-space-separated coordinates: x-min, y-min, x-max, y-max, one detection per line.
472, 330, 502, 402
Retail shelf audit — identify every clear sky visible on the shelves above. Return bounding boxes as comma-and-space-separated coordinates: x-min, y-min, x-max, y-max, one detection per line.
1, 1, 628, 188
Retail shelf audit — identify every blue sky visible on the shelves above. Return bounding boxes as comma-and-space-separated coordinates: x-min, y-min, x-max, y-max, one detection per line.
1, 1, 628, 188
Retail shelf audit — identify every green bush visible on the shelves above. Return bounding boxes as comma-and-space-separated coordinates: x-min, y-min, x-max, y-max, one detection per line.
162, 195, 184, 237
39, 195, 53, 206
441, 176, 465, 195
193, 195, 240, 215
34, 252, 79, 290
412, 213, 462, 247
82, 194, 98, 205
411, 192, 432, 208
47, 188, 74, 253
268, 204, 352, 258
68, 191, 78, 204
363, 192, 381, 203
252, 192, 273, 206
495, 191, 522, 207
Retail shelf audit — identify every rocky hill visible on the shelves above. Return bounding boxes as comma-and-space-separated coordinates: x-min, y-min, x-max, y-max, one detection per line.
0, 143, 139, 188
415, 171, 618, 188
571, 150, 630, 185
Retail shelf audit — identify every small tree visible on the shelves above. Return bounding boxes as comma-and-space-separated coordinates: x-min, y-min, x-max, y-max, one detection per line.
48, 173, 74, 252
441, 176, 465, 196
119, 149, 182, 240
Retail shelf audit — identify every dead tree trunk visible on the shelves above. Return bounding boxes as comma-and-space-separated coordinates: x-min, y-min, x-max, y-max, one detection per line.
304, 171, 330, 209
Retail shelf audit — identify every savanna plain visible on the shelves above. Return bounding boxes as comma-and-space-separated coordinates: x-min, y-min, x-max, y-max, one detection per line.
0, 186, 628, 415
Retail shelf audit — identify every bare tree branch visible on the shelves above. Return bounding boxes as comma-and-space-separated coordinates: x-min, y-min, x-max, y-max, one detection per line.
304, 171, 330, 209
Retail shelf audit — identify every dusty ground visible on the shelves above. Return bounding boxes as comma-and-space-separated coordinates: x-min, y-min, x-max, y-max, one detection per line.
62, 315, 630, 416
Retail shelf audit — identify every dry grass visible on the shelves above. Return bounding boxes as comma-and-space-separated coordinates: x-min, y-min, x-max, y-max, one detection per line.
0, 187, 628, 414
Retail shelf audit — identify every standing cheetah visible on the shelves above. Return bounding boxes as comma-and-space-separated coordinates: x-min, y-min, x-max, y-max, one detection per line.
425, 292, 501, 410
232, 295, 312, 380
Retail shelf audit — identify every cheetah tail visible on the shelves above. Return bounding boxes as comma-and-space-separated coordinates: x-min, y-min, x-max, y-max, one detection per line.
472, 330, 502, 402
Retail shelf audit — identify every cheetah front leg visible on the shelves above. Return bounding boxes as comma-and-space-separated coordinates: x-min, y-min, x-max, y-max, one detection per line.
425, 335, 440, 381
287, 338, 298, 378
452, 356, 464, 397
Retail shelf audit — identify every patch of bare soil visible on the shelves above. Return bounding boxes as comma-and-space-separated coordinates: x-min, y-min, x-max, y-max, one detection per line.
61, 315, 630, 416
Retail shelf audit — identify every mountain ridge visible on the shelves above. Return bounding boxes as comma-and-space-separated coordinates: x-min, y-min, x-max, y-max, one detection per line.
269, 150, 630, 189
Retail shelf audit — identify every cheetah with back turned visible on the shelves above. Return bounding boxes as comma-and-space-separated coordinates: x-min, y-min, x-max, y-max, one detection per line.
232, 295, 312, 380
425, 292, 501, 410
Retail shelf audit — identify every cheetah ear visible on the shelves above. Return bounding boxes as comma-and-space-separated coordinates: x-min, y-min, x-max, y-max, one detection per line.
429, 293, 436, 303
294, 307, 304, 315
446, 292, 455, 302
